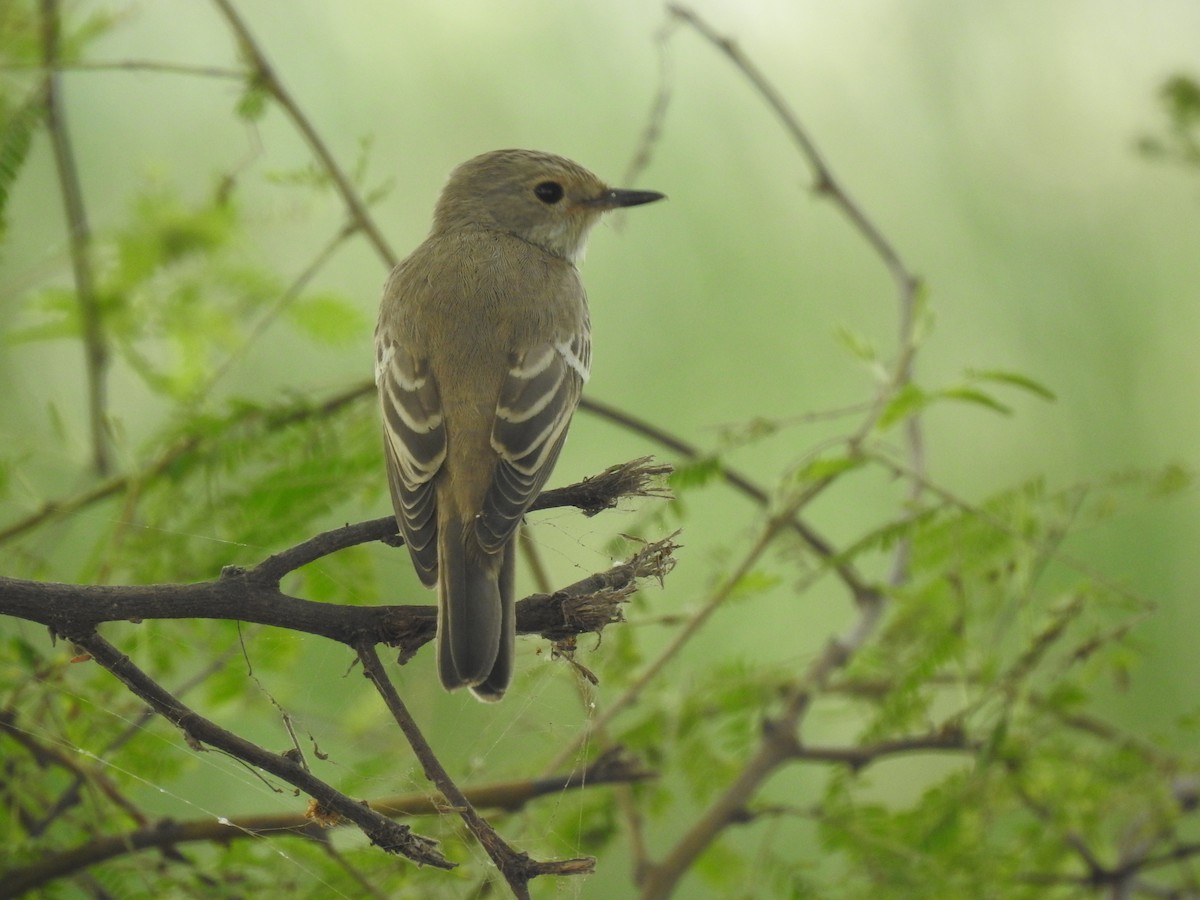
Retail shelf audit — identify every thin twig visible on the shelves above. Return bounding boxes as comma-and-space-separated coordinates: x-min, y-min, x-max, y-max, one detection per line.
0, 59, 245, 78
25, 643, 248, 837
792, 731, 977, 769
0, 381, 376, 545
626, 9, 929, 895
2, 732, 650, 895
665, 5, 917, 297
580, 396, 877, 604
667, 3, 925, 572
639, 572, 888, 899
621, 15, 678, 189
208, 0, 397, 267
65, 631, 452, 869
0, 464, 677, 650
544, 478, 845, 774
40, 0, 110, 475
357, 644, 595, 899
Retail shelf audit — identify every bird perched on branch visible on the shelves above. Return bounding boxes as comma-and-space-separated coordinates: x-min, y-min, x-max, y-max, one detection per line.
375, 149, 664, 700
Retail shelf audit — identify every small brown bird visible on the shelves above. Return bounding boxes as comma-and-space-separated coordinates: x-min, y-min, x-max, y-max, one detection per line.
375, 149, 664, 700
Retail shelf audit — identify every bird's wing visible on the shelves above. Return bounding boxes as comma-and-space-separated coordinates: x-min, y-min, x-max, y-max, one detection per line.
478, 331, 590, 553
376, 336, 446, 585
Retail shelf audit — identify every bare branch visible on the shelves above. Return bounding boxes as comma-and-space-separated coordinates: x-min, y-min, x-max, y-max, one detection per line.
358, 645, 595, 898
40, 0, 110, 475
665, 3, 926, 578
665, 4, 917, 302
1, 729, 649, 897
614, 11, 930, 893
0, 59, 245, 78
0, 462, 675, 657
63, 630, 452, 870
792, 730, 978, 770
0, 380, 377, 546
209, 0, 398, 266
520, 532, 680, 643
531, 456, 672, 516
580, 396, 878, 606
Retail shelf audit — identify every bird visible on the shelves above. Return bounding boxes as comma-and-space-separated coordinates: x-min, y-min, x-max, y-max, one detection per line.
375, 149, 664, 700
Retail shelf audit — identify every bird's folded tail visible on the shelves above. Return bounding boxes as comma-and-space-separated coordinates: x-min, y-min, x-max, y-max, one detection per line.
436, 520, 515, 701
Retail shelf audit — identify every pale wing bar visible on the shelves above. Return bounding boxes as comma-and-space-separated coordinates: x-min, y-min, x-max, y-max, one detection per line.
377, 338, 446, 584
479, 334, 589, 552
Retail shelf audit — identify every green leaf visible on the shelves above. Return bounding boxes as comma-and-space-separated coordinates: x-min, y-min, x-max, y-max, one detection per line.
1162, 74, 1200, 125
236, 75, 270, 122
967, 368, 1057, 402
5, 316, 80, 344
792, 453, 865, 482
1149, 462, 1192, 497
0, 91, 43, 244
669, 455, 722, 491
909, 280, 935, 347
115, 186, 238, 288
695, 839, 746, 890
877, 382, 928, 431
1141, 74, 1200, 168
730, 568, 781, 602
264, 161, 331, 190
940, 386, 1012, 416
287, 293, 369, 345
834, 324, 878, 363
61, 10, 121, 61
4, 288, 80, 344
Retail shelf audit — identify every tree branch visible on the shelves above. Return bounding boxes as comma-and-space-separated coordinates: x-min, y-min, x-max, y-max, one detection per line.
665, 4, 918, 302
580, 396, 877, 606
0, 460, 676, 657
0, 458, 672, 895
639, 579, 888, 899
358, 645, 596, 899
0, 380, 376, 546
40, 0, 110, 475
64, 630, 453, 870
620, 9, 930, 894
664, 2, 926, 577
209, 0, 398, 267
0, 746, 651, 897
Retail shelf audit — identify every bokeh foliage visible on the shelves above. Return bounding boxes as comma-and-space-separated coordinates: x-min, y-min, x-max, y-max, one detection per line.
2, 2, 1200, 897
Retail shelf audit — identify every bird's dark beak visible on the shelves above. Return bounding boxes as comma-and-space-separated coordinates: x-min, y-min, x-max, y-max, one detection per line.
588, 188, 666, 209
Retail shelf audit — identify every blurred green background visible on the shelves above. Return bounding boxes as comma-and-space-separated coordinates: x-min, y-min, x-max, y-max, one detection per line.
3, 0, 1200, 894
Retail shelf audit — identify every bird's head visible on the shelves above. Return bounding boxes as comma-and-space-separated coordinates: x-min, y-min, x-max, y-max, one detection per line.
432, 149, 664, 262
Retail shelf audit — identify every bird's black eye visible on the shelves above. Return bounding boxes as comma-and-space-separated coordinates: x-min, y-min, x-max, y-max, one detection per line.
533, 181, 564, 204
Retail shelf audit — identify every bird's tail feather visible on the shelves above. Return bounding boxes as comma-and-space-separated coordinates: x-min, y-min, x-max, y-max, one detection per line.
469, 534, 516, 701
436, 519, 513, 699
